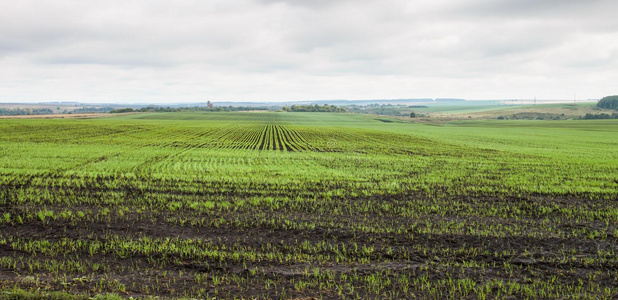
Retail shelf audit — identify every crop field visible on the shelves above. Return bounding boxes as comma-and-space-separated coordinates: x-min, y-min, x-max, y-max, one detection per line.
0, 112, 617, 299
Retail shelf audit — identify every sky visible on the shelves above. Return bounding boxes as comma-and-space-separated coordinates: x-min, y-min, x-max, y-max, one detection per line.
1, 0, 617, 103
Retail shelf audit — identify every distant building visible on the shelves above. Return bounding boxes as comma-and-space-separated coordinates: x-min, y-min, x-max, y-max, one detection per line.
207, 101, 213, 108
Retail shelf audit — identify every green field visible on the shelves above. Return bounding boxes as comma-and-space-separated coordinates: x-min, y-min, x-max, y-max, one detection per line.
1, 112, 617, 299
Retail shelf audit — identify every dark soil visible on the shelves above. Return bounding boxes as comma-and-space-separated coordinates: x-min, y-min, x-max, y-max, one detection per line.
1, 194, 617, 299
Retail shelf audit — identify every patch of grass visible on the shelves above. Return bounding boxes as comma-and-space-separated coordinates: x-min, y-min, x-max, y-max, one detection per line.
0, 112, 616, 299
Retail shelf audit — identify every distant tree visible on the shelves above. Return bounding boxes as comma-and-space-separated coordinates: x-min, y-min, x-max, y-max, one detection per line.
74, 107, 114, 113
410, 112, 416, 118
582, 112, 618, 119
110, 108, 135, 113
188, 106, 268, 112
281, 104, 346, 113
597, 95, 618, 109
0, 108, 53, 116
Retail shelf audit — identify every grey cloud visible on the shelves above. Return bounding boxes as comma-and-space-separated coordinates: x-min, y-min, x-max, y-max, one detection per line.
256, 0, 351, 9
0, 0, 617, 102
456, 0, 612, 17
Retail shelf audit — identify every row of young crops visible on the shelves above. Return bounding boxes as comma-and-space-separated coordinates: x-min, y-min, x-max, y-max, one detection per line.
0, 112, 617, 299
206, 124, 315, 152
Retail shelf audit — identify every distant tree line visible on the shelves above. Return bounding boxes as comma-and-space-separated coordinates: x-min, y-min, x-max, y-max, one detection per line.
597, 95, 618, 109
110, 108, 137, 113
73, 107, 114, 113
581, 112, 618, 119
110, 104, 344, 114
110, 106, 270, 113
110, 107, 182, 113
188, 106, 269, 112
0, 108, 53, 116
281, 104, 346, 112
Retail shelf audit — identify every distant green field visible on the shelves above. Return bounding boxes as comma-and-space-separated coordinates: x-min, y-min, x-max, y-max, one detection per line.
408, 101, 598, 115
1, 112, 617, 299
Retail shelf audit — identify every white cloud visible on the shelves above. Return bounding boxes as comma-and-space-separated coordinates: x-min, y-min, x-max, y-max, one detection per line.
0, 0, 617, 103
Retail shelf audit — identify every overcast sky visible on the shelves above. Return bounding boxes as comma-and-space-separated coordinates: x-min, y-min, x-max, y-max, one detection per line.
1, 0, 617, 103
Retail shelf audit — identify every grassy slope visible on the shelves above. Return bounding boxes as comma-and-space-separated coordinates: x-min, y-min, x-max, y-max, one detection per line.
0, 112, 617, 298
447, 102, 609, 119
3, 112, 615, 197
